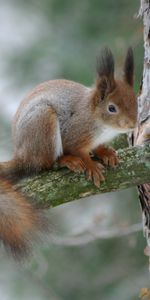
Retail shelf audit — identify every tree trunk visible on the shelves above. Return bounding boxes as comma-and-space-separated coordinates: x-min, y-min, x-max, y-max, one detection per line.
132, 0, 150, 263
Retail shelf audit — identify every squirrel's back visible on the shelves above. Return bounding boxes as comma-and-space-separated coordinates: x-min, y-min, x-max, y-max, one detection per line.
14, 79, 91, 128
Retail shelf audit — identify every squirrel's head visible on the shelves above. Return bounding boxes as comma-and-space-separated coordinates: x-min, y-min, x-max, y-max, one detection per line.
94, 47, 137, 132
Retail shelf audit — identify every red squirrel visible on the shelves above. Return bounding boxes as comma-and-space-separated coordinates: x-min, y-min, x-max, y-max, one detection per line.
0, 47, 137, 257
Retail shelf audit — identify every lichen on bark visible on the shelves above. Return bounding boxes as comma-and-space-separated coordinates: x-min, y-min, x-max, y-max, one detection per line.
15, 144, 150, 208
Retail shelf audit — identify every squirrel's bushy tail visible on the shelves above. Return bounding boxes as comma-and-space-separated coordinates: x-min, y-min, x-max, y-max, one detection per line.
0, 160, 48, 259
0, 159, 27, 181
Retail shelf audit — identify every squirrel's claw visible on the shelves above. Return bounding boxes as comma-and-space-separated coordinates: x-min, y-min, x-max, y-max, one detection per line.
94, 145, 119, 167
58, 155, 86, 173
86, 161, 105, 188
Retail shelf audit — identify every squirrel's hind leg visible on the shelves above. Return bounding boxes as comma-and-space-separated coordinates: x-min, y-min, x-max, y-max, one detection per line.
14, 105, 63, 173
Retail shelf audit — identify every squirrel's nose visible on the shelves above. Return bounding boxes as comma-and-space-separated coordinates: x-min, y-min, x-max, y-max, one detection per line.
119, 119, 137, 129
129, 119, 137, 129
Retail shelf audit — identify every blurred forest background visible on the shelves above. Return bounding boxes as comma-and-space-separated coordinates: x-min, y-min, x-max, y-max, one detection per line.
0, 0, 148, 299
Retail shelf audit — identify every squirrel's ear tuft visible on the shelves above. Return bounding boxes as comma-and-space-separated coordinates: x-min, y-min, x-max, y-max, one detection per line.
124, 47, 134, 86
96, 47, 114, 79
96, 47, 116, 99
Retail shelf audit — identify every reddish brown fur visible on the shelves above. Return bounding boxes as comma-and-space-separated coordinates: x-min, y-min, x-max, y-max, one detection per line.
57, 49, 137, 186
0, 47, 137, 257
94, 145, 119, 166
94, 79, 137, 130
0, 177, 48, 258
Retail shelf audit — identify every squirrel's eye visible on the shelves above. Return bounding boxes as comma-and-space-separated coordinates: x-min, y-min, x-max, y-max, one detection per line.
108, 104, 117, 113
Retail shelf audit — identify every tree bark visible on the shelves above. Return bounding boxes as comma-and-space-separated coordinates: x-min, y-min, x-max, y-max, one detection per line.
132, 0, 150, 261
15, 144, 150, 208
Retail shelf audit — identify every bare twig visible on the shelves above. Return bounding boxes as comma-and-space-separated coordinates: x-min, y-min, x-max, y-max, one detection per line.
51, 223, 142, 246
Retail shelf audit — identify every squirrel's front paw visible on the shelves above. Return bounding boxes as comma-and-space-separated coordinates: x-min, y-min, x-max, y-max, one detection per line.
86, 160, 105, 188
58, 155, 86, 173
94, 145, 119, 167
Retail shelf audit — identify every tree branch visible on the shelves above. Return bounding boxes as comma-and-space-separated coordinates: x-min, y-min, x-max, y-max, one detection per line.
51, 223, 142, 246
15, 144, 150, 208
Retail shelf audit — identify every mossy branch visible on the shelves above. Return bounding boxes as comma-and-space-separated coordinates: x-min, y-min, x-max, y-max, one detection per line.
14, 144, 150, 208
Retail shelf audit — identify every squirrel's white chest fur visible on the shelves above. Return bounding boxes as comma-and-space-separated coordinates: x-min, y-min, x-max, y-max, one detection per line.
92, 126, 122, 149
